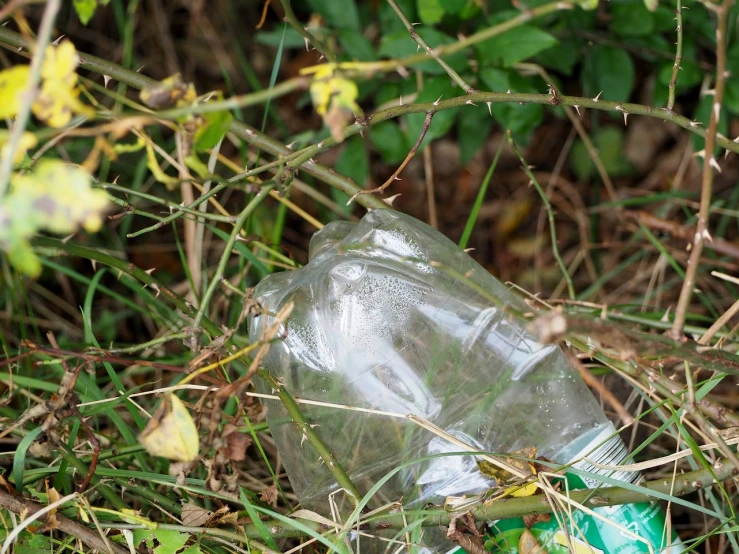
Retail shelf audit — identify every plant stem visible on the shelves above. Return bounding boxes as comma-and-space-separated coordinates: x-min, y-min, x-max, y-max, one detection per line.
103, 457, 737, 539
0, 489, 128, 554
257, 368, 363, 503
386, 0, 474, 93
666, 0, 683, 113
670, 0, 733, 339
279, 0, 337, 64
192, 185, 274, 335
0, 0, 60, 196
507, 130, 575, 299
239, 88, 739, 183
0, 26, 387, 211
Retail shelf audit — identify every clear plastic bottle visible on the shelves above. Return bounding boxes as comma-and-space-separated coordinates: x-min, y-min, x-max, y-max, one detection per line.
249, 209, 682, 554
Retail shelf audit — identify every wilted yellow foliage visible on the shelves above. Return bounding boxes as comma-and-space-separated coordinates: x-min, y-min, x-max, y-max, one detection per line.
139, 394, 199, 462
32, 40, 95, 128
309, 65, 362, 142
0, 132, 37, 165
11, 160, 109, 233
0, 66, 31, 119
0, 160, 109, 276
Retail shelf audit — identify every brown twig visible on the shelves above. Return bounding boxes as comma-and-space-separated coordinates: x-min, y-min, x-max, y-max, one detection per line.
348, 110, 434, 204
0, 0, 30, 23
626, 210, 739, 260
69, 404, 100, 493
0, 489, 128, 554
670, 0, 733, 339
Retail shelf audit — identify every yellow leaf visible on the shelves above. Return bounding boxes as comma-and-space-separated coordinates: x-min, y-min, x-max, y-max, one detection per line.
138, 394, 199, 462
0, 65, 31, 119
0, 131, 37, 165
140, 74, 197, 110
10, 160, 109, 234
32, 40, 94, 128
309, 65, 361, 143
478, 446, 539, 498
145, 142, 178, 189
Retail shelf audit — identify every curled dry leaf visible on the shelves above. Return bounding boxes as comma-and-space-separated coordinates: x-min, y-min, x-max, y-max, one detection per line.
138, 394, 199, 462
225, 431, 252, 462
259, 484, 279, 507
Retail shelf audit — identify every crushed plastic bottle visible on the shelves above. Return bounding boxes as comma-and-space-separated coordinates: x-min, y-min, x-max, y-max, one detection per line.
249, 209, 683, 554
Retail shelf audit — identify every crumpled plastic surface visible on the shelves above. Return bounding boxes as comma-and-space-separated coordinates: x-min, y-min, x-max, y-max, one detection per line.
249, 209, 608, 536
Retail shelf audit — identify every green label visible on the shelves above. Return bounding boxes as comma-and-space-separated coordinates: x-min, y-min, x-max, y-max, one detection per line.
485, 426, 684, 554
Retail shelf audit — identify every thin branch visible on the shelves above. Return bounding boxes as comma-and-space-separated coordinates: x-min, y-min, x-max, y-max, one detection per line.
257, 368, 363, 503
0, 489, 128, 554
104, 457, 737, 539
0, 0, 60, 195
670, 0, 733, 339
349, 111, 434, 204
386, 0, 475, 93
191, 184, 274, 338
667, 0, 684, 113
279, 0, 337, 64
507, 130, 575, 299
0, 27, 388, 211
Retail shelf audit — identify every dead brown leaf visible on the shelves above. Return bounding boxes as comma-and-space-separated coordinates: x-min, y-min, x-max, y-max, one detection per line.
181, 502, 211, 527
259, 484, 278, 507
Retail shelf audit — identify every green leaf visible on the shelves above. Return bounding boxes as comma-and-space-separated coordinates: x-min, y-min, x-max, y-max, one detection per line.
570, 126, 633, 181
193, 111, 233, 152
536, 38, 579, 76
457, 104, 493, 166
73, 0, 97, 25
338, 29, 375, 62
15, 533, 53, 554
379, 0, 417, 34
479, 68, 543, 143
581, 45, 635, 102
255, 27, 307, 49
370, 121, 408, 164
335, 135, 369, 210
418, 0, 445, 24
404, 76, 460, 149
152, 530, 189, 554
379, 28, 467, 75
476, 24, 558, 67
610, 3, 655, 36
7, 239, 42, 277
307, 0, 360, 30
724, 78, 739, 115
657, 59, 702, 94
